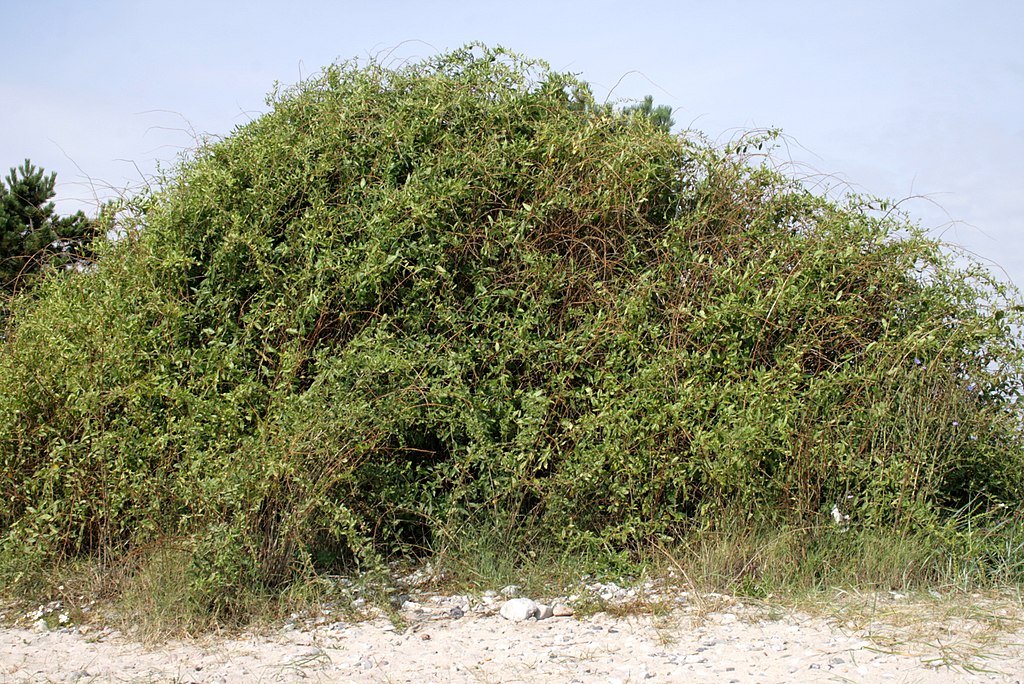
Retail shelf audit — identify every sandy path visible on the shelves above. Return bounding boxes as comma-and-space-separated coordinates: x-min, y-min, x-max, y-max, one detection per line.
3, 594, 1024, 684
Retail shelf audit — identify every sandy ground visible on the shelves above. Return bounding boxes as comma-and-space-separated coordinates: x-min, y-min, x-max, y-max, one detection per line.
2, 592, 1024, 683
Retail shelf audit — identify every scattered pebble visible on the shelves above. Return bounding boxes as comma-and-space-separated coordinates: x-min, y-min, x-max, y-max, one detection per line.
1, 581, 1020, 683
500, 598, 539, 621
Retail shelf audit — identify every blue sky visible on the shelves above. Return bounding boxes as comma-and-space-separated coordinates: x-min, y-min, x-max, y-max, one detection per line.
4, 1, 1022, 288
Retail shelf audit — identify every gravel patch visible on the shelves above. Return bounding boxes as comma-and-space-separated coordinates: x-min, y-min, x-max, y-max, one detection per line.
2, 585, 1023, 682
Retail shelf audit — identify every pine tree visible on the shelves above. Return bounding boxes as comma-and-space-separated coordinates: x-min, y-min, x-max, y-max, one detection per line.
623, 95, 675, 132
0, 160, 95, 295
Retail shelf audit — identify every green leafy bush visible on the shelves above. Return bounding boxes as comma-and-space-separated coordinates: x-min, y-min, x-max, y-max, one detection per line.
2, 45, 1022, 608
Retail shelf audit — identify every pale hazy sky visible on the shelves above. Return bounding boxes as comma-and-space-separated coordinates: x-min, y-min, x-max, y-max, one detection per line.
4, 1, 1022, 288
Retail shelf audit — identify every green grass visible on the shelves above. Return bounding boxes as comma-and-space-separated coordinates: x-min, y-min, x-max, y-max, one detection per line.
3, 511, 1024, 647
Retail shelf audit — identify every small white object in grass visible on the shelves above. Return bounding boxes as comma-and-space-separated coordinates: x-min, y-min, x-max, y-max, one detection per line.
831, 505, 850, 524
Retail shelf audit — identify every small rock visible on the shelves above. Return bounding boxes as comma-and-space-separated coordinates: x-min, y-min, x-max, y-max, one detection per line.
535, 603, 554, 620
552, 603, 574, 617
501, 585, 522, 598
449, 607, 464, 619
500, 598, 539, 621
288, 647, 324, 664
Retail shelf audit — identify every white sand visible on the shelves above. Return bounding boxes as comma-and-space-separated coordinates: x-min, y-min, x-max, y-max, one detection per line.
2, 594, 1023, 683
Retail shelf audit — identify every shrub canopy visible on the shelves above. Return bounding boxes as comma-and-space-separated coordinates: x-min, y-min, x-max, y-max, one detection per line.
2, 45, 1022, 603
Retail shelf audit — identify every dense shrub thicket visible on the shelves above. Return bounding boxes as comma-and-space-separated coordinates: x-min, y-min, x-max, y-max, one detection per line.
2, 45, 1023, 609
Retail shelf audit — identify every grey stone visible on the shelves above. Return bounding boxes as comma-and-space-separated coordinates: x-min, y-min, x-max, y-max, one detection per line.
400, 600, 423, 613
499, 598, 539, 621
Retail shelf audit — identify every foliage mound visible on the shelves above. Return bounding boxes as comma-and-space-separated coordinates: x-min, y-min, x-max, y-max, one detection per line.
2, 45, 1023, 612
